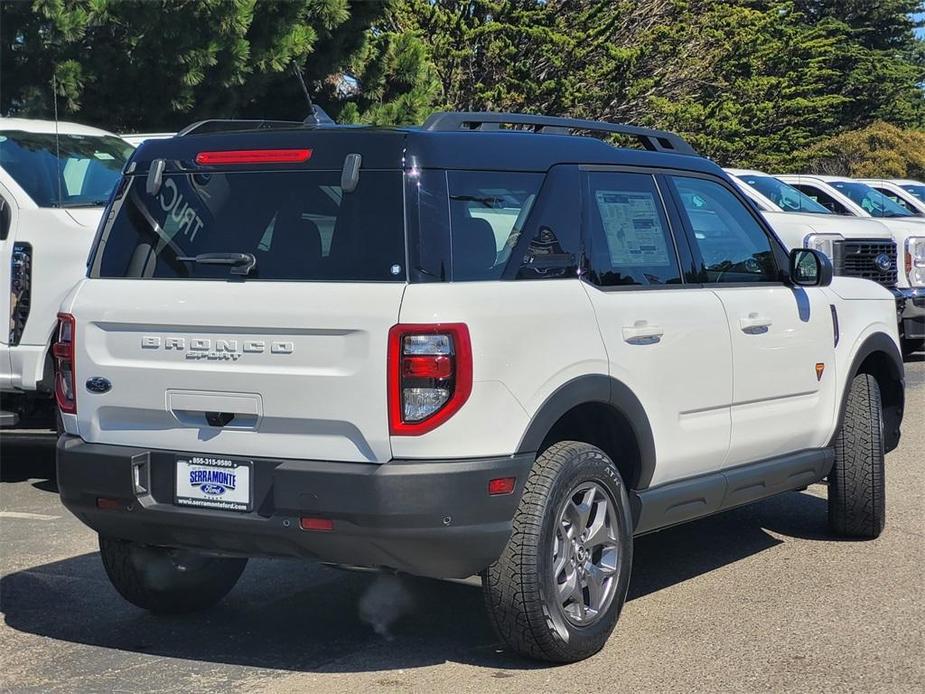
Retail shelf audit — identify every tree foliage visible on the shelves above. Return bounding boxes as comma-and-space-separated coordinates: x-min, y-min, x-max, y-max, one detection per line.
2, 0, 923, 174
797, 121, 925, 178
341, 0, 925, 170
0, 0, 384, 131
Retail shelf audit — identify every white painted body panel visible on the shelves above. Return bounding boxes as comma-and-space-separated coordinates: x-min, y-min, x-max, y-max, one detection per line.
0, 175, 102, 392
713, 285, 836, 465
392, 281, 604, 459
582, 285, 733, 486
61, 279, 405, 462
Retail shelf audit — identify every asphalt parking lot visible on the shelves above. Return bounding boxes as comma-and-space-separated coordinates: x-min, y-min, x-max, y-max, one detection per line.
1, 358, 923, 693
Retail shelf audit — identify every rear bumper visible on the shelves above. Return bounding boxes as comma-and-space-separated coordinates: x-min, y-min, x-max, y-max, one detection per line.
57, 436, 533, 579
897, 288, 925, 341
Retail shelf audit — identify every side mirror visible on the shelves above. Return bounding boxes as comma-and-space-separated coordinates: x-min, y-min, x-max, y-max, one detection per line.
790, 248, 832, 287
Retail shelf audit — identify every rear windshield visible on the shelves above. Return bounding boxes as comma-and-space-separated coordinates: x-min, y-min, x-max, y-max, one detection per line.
91, 170, 405, 281
0, 131, 132, 208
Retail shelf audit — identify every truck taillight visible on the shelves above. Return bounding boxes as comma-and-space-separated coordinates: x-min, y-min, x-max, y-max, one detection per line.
388, 323, 471, 435
9, 242, 32, 346
53, 313, 77, 414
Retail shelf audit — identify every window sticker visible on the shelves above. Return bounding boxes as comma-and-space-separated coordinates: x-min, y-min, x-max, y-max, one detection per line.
594, 190, 670, 266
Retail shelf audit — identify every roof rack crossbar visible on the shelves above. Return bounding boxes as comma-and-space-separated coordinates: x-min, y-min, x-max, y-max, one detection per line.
177, 119, 305, 137
421, 112, 696, 155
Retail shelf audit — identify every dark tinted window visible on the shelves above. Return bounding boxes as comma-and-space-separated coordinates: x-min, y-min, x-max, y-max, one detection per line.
447, 171, 542, 281
92, 170, 405, 281
671, 176, 778, 283
789, 183, 851, 215
513, 166, 580, 280
583, 172, 682, 286
0, 131, 132, 207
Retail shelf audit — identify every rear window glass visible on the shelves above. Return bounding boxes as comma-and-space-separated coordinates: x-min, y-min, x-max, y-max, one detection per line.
0, 131, 132, 208
447, 171, 542, 280
91, 170, 405, 281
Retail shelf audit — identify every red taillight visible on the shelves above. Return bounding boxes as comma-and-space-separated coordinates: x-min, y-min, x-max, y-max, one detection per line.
388, 323, 472, 436
488, 477, 516, 496
54, 313, 77, 415
96, 497, 121, 510
194, 149, 312, 165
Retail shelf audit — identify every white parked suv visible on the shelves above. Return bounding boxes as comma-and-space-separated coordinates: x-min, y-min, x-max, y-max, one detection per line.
779, 175, 925, 355
0, 118, 133, 425
56, 113, 906, 663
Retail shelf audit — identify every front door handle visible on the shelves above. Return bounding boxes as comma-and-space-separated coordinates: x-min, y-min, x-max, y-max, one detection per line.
623, 322, 664, 345
739, 313, 773, 334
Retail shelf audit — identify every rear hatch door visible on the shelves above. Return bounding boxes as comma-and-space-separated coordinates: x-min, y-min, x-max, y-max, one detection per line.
74, 133, 407, 462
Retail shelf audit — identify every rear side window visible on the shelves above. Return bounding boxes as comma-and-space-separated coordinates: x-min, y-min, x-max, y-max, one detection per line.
91, 170, 405, 281
788, 183, 851, 215
583, 171, 682, 287
447, 171, 543, 280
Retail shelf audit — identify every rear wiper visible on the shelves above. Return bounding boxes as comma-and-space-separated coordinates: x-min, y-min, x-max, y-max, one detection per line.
176, 252, 256, 276
56, 200, 109, 208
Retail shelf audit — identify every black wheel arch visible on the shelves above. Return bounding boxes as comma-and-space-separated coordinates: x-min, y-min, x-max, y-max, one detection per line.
515, 374, 657, 490
830, 332, 905, 453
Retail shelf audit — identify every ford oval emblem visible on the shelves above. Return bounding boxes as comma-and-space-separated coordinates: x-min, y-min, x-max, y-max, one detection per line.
85, 377, 112, 394
874, 253, 893, 272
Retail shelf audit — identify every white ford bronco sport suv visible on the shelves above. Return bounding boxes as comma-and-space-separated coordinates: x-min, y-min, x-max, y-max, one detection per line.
56, 113, 905, 663
0, 118, 133, 426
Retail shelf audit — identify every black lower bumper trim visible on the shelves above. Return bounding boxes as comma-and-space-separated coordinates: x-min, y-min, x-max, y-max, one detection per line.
57, 436, 533, 579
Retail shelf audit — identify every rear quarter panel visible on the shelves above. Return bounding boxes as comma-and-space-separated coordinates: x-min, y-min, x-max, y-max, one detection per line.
393, 280, 606, 459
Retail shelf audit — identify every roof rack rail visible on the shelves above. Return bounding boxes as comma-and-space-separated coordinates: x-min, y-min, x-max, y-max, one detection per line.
177, 119, 305, 137
421, 112, 697, 155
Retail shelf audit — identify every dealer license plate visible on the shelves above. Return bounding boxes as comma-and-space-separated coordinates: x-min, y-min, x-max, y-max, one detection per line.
175, 456, 252, 512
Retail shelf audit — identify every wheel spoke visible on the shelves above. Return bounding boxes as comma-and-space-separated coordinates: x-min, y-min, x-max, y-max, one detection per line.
553, 540, 571, 576
572, 580, 587, 619
586, 564, 607, 610
558, 568, 578, 603
584, 503, 613, 550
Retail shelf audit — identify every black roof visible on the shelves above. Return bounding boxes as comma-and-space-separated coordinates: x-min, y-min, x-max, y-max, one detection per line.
128, 112, 724, 178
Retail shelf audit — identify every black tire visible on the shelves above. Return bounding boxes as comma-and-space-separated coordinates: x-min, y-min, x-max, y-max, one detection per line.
99, 536, 247, 614
828, 373, 886, 539
482, 441, 633, 663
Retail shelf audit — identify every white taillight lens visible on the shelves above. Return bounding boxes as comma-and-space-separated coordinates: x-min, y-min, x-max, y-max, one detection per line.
54, 313, 77, 415
907, 237, 925, 287
402, 387, 451, 421
804, 233, 843, 260
388, 324, 472, 435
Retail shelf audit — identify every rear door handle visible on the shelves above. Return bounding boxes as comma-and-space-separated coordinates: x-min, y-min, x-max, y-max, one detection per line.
623, 322, 664, 345
739, 313, 773, 334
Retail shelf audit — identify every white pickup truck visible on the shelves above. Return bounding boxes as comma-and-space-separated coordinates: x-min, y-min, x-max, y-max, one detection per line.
0, 118, 133, 426
777, 174, 925, 356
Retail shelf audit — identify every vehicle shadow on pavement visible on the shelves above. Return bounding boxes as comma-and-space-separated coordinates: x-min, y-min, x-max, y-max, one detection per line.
0, 490, 832, 672
0, 436, 58, 493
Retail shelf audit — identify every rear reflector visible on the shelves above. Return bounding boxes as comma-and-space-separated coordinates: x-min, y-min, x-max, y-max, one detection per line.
195, 149, 313, 165
300, 517, 334, 532
488, 477, 516, 496
96, 497, 121, 510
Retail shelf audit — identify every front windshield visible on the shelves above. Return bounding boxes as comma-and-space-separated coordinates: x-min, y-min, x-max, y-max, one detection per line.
0, 131, 133, 208
830, 180, 914, 218
900, 184, 925, 202
735, 174, 831, 214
